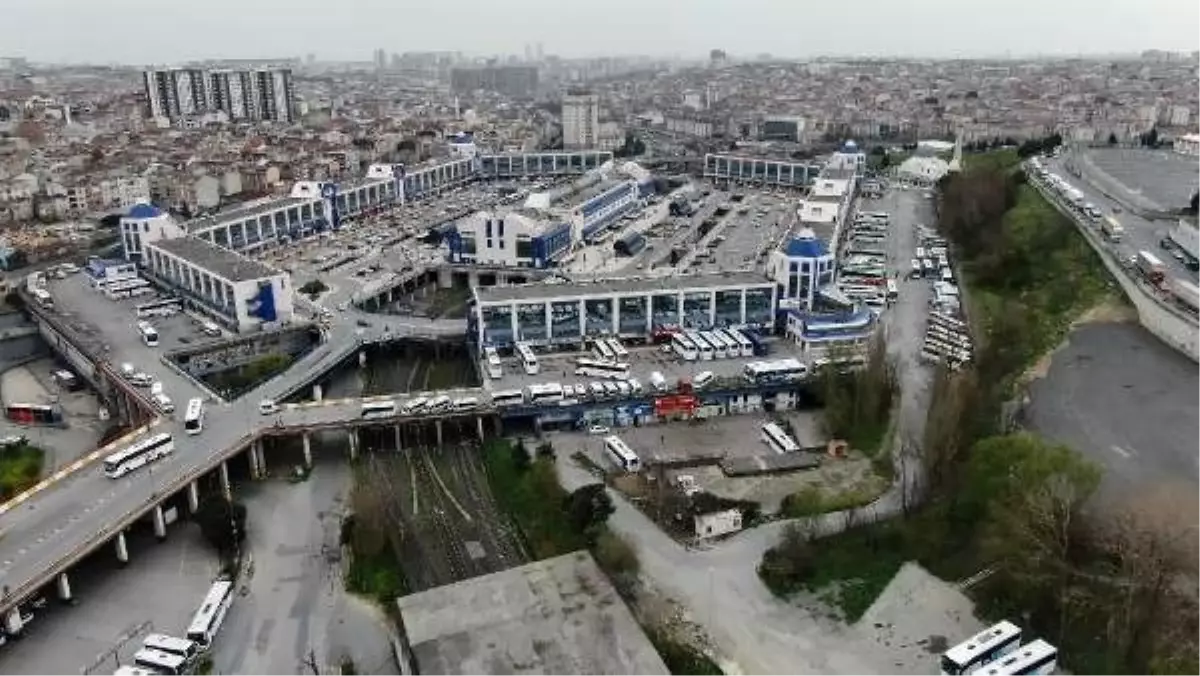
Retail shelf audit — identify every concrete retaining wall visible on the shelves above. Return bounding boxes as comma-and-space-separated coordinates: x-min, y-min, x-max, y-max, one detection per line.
1029, 173, 1199, 362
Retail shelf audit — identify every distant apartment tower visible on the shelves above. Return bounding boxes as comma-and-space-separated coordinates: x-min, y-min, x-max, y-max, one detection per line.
143, 67, 295, 124
143, 68, 209, 120
561, 90, 599, 150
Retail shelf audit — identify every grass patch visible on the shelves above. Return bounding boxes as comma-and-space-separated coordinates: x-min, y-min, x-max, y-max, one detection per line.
778, 482, 883, 519
482, 439, 586, 559
425, 358, 473, 390
345, 546, 408, 604
205, 352, 295, 398
645, 626, 724, 675
0, 443, 44, 502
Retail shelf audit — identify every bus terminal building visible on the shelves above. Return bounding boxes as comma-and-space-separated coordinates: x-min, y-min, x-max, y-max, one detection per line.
470, 271, 776, 348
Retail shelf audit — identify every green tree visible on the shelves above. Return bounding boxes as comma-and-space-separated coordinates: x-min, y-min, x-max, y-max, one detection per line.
194, 495, 248, 556
298, 279, 328, 298
1108, 132, 1119, 145
510, 440, 531, 472
563, 483, 615, 537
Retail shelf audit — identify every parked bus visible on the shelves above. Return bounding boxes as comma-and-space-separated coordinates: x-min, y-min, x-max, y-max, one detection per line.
606, 338, 629, 360
483, 346, 503, 379
724, 329, 755, 357
516, 342, 539, 375
670, 333, 699, 361
490, 389, 526, 408
136, 321, 159, 347
135, 297, 183, 319
743, 358, 807, 384
574, 358, 631, 379
133, 648, 187, 675
743, 330, 769, 356
103, 432, 174, 479
113, 666, 155, 676
686, 331, 714, 360
603, 435, 641, 472
886, 278, 899, 302
760, 422, 800, 454
183, 398, 205, 435
972, 639, 1057, 676
30, 288, 53, 308
360, 400, 397, 418
523, 383, 564, 405
714, 330, 740, 359
141, 634, 199, 664
939, 620, 1023, 675
592, 339, 616, 361
105, 278, 152, 300
699, 331, 728, 359
185, 579, 235, 648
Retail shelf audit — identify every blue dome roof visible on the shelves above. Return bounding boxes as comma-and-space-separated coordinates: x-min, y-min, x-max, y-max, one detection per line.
784, 236, 828, 258
126, 203, 162, 219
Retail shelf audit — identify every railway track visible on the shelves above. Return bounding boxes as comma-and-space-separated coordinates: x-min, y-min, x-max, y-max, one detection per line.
450, 442, 525, 567
412, 446, 475, 583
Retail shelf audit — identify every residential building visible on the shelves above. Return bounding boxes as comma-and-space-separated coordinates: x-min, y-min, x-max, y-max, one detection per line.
562, 90, 599, 150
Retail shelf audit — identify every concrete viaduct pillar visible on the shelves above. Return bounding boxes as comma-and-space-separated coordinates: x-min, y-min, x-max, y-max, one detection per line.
435, 419, 444, 448
302, 432, 313, 469
476, 416, 485, 442
256, 440, 267, 477
312, 383, 323, 402
187, 481, 200, 514
219, 460, 232, 501
394, 425, 402, 453
115, 531, 129, 564
57, 573, 72, 602
5, 608, 23, 636
347, 429, 359, 461
153, 504, 167, 540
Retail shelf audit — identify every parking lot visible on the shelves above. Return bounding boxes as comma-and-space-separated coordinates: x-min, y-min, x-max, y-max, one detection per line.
687, 190, 799, 273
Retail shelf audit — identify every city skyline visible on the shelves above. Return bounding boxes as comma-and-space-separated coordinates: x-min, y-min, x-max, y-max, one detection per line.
1, 0, 1197, 64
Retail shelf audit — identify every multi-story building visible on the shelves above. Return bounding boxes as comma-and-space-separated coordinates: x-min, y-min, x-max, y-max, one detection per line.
561, 90, 599, 150
143, 67, 295, 124
450, 66, 539, 98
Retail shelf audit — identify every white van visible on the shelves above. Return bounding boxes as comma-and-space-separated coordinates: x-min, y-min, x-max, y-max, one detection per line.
649, 371, 667, 391
201, 321, 221, 337
258, 399, 279, 415
693, 371, 715, 389
152, 393, 174, 414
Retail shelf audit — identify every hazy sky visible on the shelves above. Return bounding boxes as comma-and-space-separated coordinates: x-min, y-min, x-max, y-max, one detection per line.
4, 0, 1197, 64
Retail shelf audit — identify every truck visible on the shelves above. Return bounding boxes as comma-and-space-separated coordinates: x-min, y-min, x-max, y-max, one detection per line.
1135, 250, 1166, 285
1101, 216, 1125, 242
1167, 277, 1199, 313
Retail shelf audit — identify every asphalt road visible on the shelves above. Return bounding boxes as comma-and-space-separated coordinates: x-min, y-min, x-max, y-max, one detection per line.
1024, 321, 1199, 502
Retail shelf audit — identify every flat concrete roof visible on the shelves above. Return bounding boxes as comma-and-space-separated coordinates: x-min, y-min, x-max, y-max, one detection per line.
150, 236, 281, 283
186, 196, 315, 233
475, 270, 774, 305
396, 551, 669, 675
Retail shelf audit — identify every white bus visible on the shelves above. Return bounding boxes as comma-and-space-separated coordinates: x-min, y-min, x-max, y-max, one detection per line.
135, 297, 183, 319
31, 288, 54, 308
686, 331, 714, 360
105, 278, 152, 300
603, 435, 641, 472
186, 579, 235, 648
483, 346, 503, 379
971, 639, 1057, 676
113, 666, 155, 676
516, 342, 539, 375
183, 398, 205, 435
574, 358, 631, 379
760, 422, 800, 454
725, 329, 754, 357
361, 400, 397, 418
699, 331, 727, 359
670, 333, 699, 361
606, 338, 629, 360
939, 621, 1023, 675
142, 634, 199, 664
743, 359, 808, 384
593, 339, 616, 361
523, 382, 564, 405
136, 321, 159, 347
714, 330, 740, 359
103, 432, 174, 479
490, 389, 526, 408
886, 278, 899, 301
133, 648, 187, 675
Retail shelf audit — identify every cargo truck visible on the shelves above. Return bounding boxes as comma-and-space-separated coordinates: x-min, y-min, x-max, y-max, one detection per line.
1101, 216, 1125, 242
1167, 277, 1199, 313
1135, 250, 1166, 285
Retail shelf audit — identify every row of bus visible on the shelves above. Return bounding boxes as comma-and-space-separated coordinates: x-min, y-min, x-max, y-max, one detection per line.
939, 620, 1057, 676
670, 328, 764, 362
921, 310, 973, 369
102, 397, 206, 479
113, 579, 236, 674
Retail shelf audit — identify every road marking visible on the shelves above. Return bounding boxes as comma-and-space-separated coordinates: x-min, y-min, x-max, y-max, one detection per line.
1111, 445, 1132, 458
